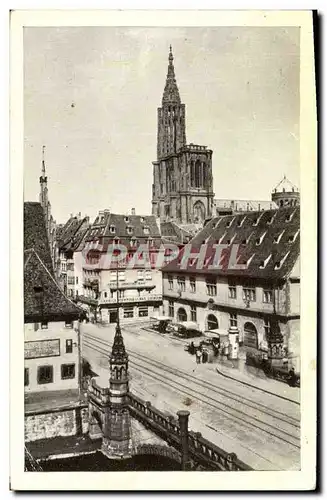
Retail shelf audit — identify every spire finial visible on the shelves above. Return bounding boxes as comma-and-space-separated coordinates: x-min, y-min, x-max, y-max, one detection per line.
41, 145, 46, 177
169, 44, 173, 63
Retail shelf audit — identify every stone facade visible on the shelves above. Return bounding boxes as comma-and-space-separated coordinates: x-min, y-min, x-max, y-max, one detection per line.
152, 48, 214, 225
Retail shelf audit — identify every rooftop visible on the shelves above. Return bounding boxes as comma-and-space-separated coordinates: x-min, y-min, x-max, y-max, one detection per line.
273, 175, 299, 194
162, 206, 300, 281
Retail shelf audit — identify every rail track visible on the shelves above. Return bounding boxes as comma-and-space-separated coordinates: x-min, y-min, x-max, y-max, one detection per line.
82, 331, 300, 451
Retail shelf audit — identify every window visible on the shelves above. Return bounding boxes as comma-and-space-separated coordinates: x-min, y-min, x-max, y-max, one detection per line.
263, 289, 273, 303
67, 263, 74, 271
61, 262, 66, 272
34, 323, 39, 332
145, 270, 152, 281
41, 321, 48, 329
206, 279, 217, 296
124, 216, 129, 223
65, 320, 73, 328
191, 305, 197, 322
66, 339, 73, 353
118, 271, 125, 281
230, 313, 238, 327
177, 276, 186, 291
110, 225, 116, 234
264, 318, 271, 336
127, 226, 133, 235
143, 226, 150, 235
104, 291, 107, 298
190, 277, 196, 293
37, 365, 53, 385
130, 238, 138, 248
61, 363, 75, 380
169, 301, 174, 318
24, 368, 29, 387
228, 284, 237, 299
110, 271, 116, 282
76, 277, 78, 285
68, 277, 75, 285
123, 306, 134, 318
243, 286, 256, 302
138, 305, 148, 317
168, 276, 174, 290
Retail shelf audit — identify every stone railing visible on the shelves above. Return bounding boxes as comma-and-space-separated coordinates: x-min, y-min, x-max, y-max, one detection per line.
127, 392, 252, 471
88, 378, 110, 405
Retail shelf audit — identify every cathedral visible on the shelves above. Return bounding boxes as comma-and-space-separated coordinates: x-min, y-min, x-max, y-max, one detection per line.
151, 47, 215, 225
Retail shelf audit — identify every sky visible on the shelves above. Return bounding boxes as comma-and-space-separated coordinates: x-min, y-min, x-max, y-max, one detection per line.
24, 26, 300, 223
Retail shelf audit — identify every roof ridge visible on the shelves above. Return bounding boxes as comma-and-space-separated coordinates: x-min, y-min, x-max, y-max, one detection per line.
32, 250, 81, 312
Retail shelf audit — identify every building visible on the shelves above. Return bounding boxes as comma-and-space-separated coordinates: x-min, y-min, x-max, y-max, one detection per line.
213, 199, 277, 216
161, 206, 300, 371
56, 213, 90, 297
271, 175, 300, 208
39, 146, 59, 276
151, 47, 214, 225
24, 202, 82, 393
74, 210, 164, 324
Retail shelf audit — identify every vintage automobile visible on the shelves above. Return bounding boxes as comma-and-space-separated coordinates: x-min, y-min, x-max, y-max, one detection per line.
149, 316, 172, 334
172, 321, 203, 339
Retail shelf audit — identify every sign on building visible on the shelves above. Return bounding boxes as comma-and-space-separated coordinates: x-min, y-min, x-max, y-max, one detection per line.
24, 339, 60, 359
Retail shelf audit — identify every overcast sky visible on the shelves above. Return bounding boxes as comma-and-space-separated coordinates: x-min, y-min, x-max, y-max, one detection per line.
24, 26, 300, 223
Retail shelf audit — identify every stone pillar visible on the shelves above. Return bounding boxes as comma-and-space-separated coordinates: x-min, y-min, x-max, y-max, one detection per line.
177, 410, 191, 471
101, 323, 132, 459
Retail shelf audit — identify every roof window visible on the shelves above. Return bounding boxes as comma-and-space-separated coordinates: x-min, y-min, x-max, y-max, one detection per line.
273, 230, 285, 244
109, 225, 116, 234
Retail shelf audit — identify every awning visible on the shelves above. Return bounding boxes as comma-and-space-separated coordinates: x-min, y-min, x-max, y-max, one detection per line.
176, 321, 200, 331
150, 316, 172, 322
204, 329, 229, 338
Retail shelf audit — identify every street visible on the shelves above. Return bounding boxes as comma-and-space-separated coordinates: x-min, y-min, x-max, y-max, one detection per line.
81, 321, 300, 471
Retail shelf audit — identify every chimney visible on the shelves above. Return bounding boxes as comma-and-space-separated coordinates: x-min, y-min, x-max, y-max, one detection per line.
131, 208, 136, 216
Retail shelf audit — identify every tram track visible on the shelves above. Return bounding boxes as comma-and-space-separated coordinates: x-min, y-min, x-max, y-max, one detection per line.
82, 332, 300, 450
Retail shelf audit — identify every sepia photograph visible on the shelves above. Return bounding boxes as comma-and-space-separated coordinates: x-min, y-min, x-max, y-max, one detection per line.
10, 9, 317, 491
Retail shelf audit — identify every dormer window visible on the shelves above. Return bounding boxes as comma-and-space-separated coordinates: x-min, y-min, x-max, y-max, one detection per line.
113, 237, 120, 245
127, 226, 133, 235
237, 217, 246, 227
255, 232, 266, 246
124, 216, 129, 223
34, 286, 43, 297
274, 252, 290, 270
109, 225, 116, 234
253, 217, 259, 226
267, 215, 275, 225
143, 226, 150, 235
273, 230, 285, 244
65, 320, 73, 329
241, 239, 247, 246
226, 217, 235, 228
259, 255, 271, 269
140, 217, 145, 223
286, 212, 295, 222
41, 321, 48, 329
218, 232, 227, 244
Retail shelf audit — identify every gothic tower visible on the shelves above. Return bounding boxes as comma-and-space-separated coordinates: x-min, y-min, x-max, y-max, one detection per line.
101, 318, 132, 459
152, 48, 214, 225
157, 46, 186, 159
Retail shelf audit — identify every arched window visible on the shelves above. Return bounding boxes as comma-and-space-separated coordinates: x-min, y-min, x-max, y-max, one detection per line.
207, 314, 218, 331
177, 307, 187, 322
195, 160, 202, 188
193, 201, 206, 223
243, 322, 258, 349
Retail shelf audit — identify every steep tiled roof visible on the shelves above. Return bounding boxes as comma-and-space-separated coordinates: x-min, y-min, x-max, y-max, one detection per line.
160, 221, 194, 244
57, 216, 90, 252
214, 199, 277, 213
83, 212, 162, 250
162, 206, 300, 281
24, 202, 82, 322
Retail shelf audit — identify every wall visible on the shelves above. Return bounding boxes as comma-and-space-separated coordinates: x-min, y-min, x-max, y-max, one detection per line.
162, 273, 289, 316
25, 405, 88, 442
24, 321, 80, 393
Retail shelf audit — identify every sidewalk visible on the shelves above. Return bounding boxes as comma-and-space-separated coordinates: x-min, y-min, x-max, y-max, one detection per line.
215, 356, 300, 404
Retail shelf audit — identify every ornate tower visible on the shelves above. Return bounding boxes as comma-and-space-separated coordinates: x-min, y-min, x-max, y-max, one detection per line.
157, 46, 186, 159
39, 145, 49, 230
152, 47, 214, 224
101, 318, 132, 459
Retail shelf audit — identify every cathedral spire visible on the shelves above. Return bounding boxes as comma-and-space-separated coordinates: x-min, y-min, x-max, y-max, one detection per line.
162, 45, 181, 105
41, 145, 46, 178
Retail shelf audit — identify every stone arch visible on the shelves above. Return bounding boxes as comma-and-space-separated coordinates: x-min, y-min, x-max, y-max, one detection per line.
206, 314, 219, 331
243, 322, 258, 349
177, 307, 187, 322
134, 443, 181, 464
193, 200, 206, 223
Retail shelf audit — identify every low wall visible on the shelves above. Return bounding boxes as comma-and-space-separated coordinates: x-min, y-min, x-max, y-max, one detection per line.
25, 404, 88, 443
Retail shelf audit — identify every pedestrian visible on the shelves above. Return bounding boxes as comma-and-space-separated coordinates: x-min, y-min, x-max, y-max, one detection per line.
190, 341, 195, 355
202, 350, 208, 364
288, 367, 297, 387
196, 348, 201, 364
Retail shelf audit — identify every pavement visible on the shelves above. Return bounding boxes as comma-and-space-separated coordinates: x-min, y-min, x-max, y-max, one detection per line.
215, 355, 300, 404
